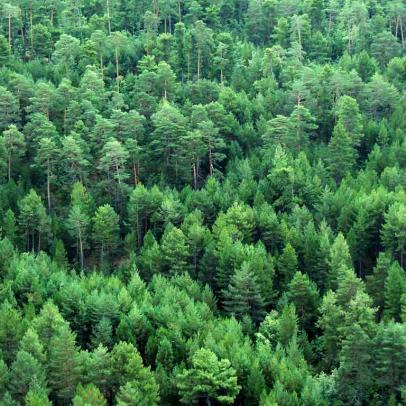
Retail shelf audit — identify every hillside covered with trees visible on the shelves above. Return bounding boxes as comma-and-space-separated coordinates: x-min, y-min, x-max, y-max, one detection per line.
0, 0, 406, 404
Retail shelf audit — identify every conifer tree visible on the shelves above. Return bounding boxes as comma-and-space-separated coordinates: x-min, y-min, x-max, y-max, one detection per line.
160, 226, 189, 275
286, 272, 319, 332
48, 326, 81, 404
9, 350, 47, 401
326, 122, 357, 183
222, 264, 266, 323
73, 384, 107, 406
176, 348, 240, 405
92, 204, 120, 269
2, 125, 25, 182
277, 243, 298, 291
384, 262, 406, 321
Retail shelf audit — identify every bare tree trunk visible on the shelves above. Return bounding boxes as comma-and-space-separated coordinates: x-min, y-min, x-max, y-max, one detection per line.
106, 0, 112, 34
115, 49, 120, 92
8, 153, 11, 182
8, 14, 12, 47
79, 231, 84, 271
30, 2, 33, 49
208, 144, 213, 176
47, 162, 51, 213
197, 47, 201, 80
100, 54, 104, 78
193, 162, 197, 189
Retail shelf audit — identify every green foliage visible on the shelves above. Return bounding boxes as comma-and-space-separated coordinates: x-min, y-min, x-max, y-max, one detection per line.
176, 348, 240, 405
0, 1, 404, 404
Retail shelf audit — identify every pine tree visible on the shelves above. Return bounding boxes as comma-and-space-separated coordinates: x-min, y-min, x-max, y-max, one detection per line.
0, 302, 26, 365
176, 348, 240, 405
328, 233, 353, 291
25, 384, 52, 406
150, 102, 189, 185
335, 95, 363, 147
0, 34, 11, 66
288, 105, 318, 151
9, 350, 47, 401
35, 137, 58, 213
111, 342, 158, 400
384, 262, 406, 321
278, 303, 299, 347
374, 322, 406, 400
326, 122, 357, 183
317, 291, 343, 371
160, 226, 189, 275
18, 190, 49, 252
92, 204, 120, 269
0, 87, 19, 131
2, 125, 25, 182
222, 264, 266, 323
286, 272, 319, 332
87, 345, 112, 397
48, 326, 81, 404
116, 380, 159, 406
19, 328, 46, 365
366, 253, 392, 314
382, 203, 406, 268
2, 209, 17, 244
73, 384, 107, 406
337, 324, 373, 405
66, 205, 90, 271
277, 243, 298, 291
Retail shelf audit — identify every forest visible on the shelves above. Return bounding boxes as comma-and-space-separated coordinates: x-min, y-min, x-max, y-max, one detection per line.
0, 0, 406, 404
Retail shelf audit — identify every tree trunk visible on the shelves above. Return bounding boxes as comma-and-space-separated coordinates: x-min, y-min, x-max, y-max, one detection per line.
100, 242, 104, 269
8, 14, 12, 47
106, 0, 112, 34
8, 153, 11, 182
47, 162, 51, 213
133, 162, 138, 185
197, 47, 201, 80
178, 0, 182, 21
79, 230, 84, 271
193, 162, 197, 189
208, 143, 213, 176
115, 49, 120, 92
30, 3, 33, 49
100, 54, 104, 78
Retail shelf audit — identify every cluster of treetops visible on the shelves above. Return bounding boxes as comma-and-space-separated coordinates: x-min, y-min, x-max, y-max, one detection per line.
0, 0, 406, 405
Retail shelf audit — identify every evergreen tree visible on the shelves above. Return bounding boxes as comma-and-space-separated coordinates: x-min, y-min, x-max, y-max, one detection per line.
160, 226, 189, 275
384, 262, 406, 321
66, 205, 90, 271
18, 189, 49, 252
48, 326, 81, 404
382, 203, 406, 268
73, 384, 107, 406
2, 125, 25, 182
9, 350, 47, 401
92, 205, 120, 269
277, 243, 298, 291
222, 264, 266, 324
374, 322, 406, 401
286, 272, 319, 333
326, 122, 357, 183
176, 348, 240, 405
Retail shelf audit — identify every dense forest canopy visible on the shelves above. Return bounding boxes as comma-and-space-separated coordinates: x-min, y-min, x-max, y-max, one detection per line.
0, 0, 406, 404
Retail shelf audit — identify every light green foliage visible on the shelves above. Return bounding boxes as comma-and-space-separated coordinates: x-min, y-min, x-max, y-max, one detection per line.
176, 348, 240, 405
